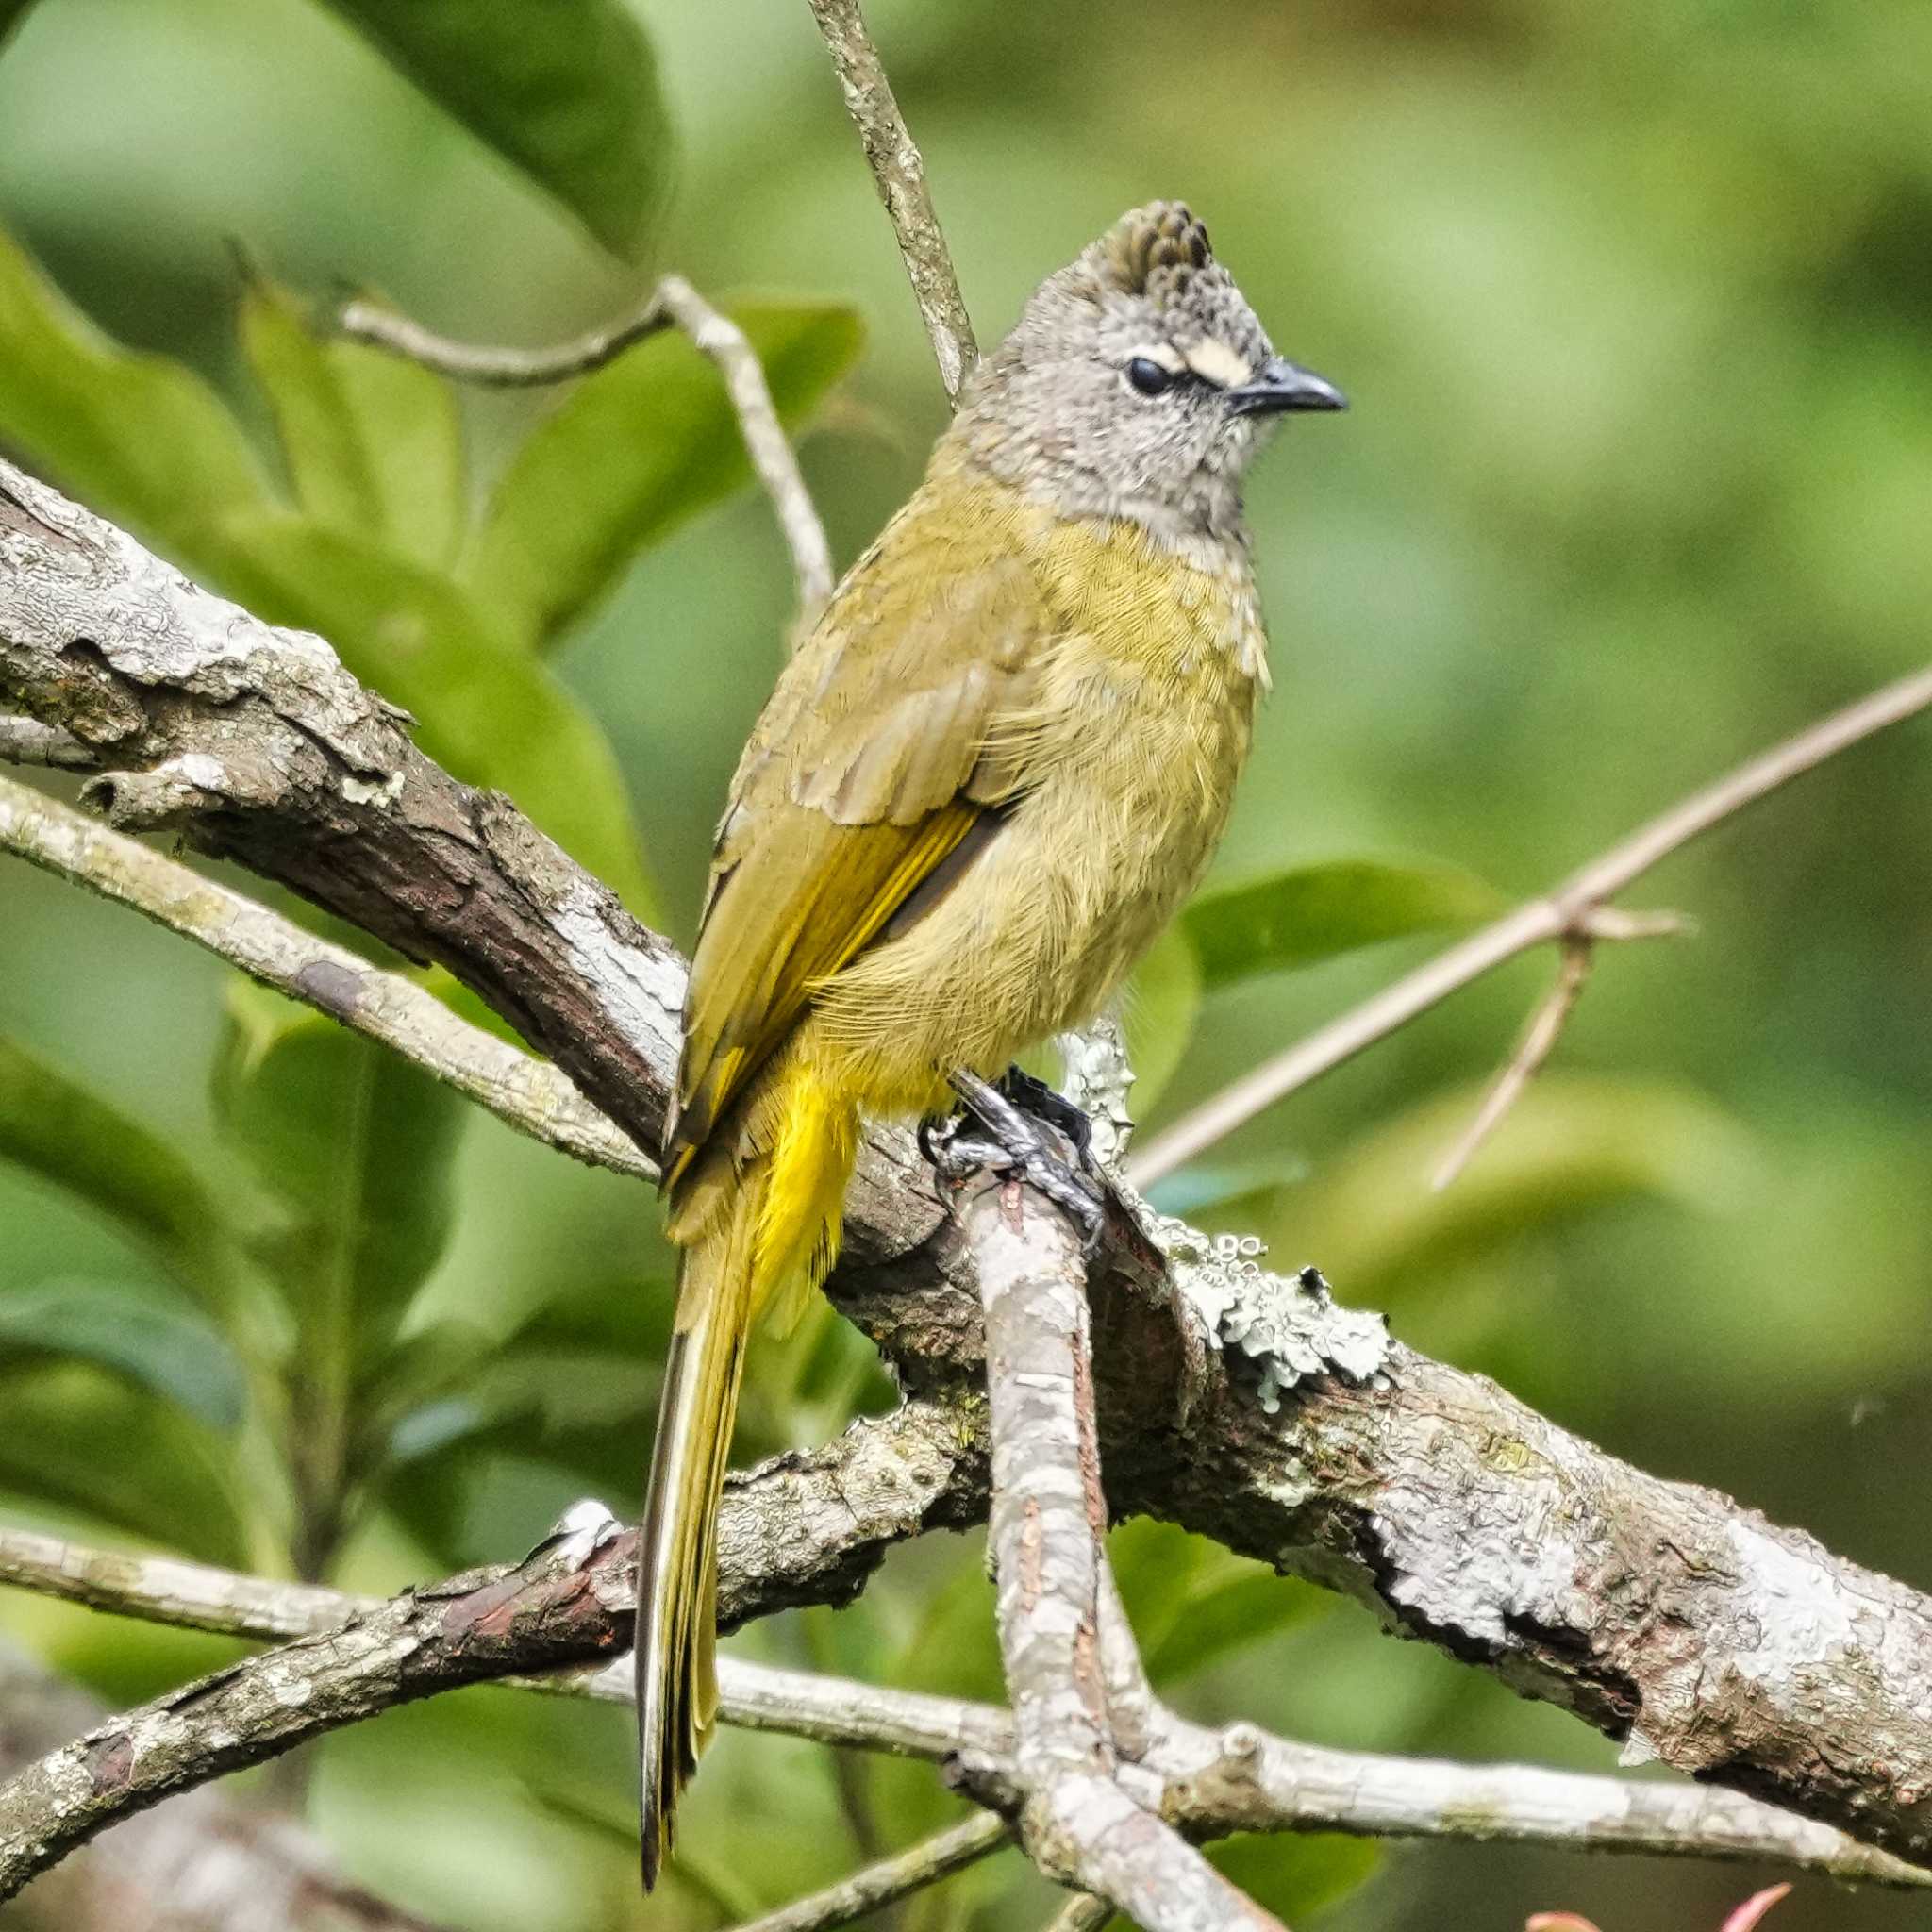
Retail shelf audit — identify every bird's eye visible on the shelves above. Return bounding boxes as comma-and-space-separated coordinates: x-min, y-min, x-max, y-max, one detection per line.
1125, 357, 1174, 397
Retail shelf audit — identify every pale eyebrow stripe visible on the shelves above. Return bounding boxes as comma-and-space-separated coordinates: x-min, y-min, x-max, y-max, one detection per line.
1178, 337, 1254, 389
1131, 341, 1187, 374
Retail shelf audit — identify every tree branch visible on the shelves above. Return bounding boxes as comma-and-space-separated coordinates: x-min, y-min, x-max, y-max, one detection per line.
962, 1167, 1287, 1931
0, 713, 93, 768
0, 1636, 458, 1932
10, 1524, 1922, 1898
801, 0, 977, 404
0, 772, 651, 1181
1129, 667, 1932, 1185
6, 459, 1932, 1868
341, 275, 834, 615
727, 1812, 1011, 1932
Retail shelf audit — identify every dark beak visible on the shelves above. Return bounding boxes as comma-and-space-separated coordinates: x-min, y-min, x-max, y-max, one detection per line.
1225, 357, 1348, 417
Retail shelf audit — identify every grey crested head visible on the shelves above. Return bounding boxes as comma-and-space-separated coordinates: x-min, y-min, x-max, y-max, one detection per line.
952, 202, 1344, 546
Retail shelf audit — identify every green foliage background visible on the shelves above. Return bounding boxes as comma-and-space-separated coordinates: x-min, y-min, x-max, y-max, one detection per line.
0, 1, 1928, 1927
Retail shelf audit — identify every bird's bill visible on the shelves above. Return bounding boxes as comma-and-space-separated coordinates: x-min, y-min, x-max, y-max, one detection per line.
1225, 357, 1347, 415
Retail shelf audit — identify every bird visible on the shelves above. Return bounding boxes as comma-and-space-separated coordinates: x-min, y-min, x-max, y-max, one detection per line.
636, 200, 1343, 1886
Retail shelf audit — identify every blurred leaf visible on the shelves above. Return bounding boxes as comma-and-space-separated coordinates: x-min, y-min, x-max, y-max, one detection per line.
1143, 1571, 1328, 1682
208, 512, 658, 915
1205, 1833, 1382, 1923
240, 276, 383, 534
0, 1360, 250, 1564
1112, 1519, 1328, 1684
467, 301, 864, 644
241, 276, 467, 564
0, 1034, 249, 1321
327, 336, 468, 567
215, 978, 466, 1361
0, 2, 35, 53
0, 1280, 246, 1428
1274, 1074, 1755, 1304
1122, 924, 1202, 1114
316, 0, 674, 259
0, 226, 269, 567
1181, 858, 1502, 991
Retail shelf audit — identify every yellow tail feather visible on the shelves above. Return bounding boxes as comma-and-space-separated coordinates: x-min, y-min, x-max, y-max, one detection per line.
636, 1058, 858, 1888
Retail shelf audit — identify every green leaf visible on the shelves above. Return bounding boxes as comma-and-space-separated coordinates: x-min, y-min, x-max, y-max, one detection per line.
467, 301, 865, 645
207, 513, 657, 916
214, 978, 467, 1361
1207, 1834, 1382, 1922
0, 1034, 250, 1322
326, 336, 468, 567
1181, 858, 1503, 991
1274, 1074, 1755, 1304
0, 1360, 250, 1564
0, 226, 270, 568
0, 1280, 247, 1429
316, 0, 674, 260
240, 277, 467, 565
1121, 924, 1202, 1114
240, 278, 384, 535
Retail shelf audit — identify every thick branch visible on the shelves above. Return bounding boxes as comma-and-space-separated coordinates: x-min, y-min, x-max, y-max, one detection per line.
0, 713, 93, 768
5, 1527, 1923, 1895
0, 1637, 455, 1932
0, 1397, 983, 1899
5, 460, 1932, 1865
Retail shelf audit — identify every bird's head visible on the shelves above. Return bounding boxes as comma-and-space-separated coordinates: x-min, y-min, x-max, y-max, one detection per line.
955, 202, 1344, 546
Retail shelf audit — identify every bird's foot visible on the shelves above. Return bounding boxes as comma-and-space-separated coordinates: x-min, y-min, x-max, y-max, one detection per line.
924, 1068, 1108, 1252
994, 1064, 1095, 1164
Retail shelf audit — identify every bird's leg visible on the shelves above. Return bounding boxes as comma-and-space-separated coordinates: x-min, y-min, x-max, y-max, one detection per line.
994, 1064, 1095, 1165
925, 1069, 1108, 1251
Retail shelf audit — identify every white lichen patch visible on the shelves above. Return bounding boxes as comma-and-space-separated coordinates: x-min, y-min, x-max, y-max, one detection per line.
1140, 1207, 1390, 1407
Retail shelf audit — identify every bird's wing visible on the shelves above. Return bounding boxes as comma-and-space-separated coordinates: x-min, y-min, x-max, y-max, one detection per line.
665, 538, 1047, 1185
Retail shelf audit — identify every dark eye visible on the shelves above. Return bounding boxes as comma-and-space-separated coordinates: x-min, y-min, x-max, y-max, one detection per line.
1126, 356, 1174, 397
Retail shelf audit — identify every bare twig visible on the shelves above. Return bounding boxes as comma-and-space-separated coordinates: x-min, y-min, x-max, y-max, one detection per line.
1130, 664, 1932, 1184
341, 275, 834, 612
1431, 931, 1594, 1190
4, 1524, 1924, 1892
1044, 1896, 1115, 1932
0, 773, 653, 1182
728, 1812, 1011, 1932
801, 0, 977, 404
0, 714, 94, 768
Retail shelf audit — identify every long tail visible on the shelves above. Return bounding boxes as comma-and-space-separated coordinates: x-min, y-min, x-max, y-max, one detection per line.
636, 1059, 858, 1889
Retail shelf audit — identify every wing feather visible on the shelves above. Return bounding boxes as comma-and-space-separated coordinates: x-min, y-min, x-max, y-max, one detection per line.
665, 518, 1050, 1186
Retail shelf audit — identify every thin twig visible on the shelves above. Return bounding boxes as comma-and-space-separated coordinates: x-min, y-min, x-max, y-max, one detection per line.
1044, 1896, 1114, 1932
0, 715, 95, 769
2, 1524, 1924, 1891
1129, 664, 1932, 1185
729, 1812, 1011, 1932
801, 0, 977, 405
1431, 932, 1593, 1190
0, 774, 653, 1182
341, 275, 834, 613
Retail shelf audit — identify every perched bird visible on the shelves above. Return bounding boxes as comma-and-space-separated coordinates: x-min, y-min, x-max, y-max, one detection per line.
637, 200, 1343, 1884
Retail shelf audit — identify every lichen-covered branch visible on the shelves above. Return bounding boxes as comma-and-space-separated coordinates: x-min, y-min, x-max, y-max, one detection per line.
5, 1525, 1924, 1896
5, 458, 1932, 1867
963, 1171, 1287, 1931
0, 1637, 457, 1932
0, 1399, 983, 1901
